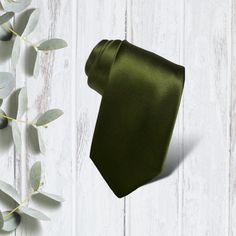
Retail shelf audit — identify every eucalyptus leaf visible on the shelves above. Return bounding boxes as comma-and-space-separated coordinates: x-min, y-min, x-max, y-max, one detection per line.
36, 127, 45, 154
0, 211, 3, 229
37, 38, 67, 51
0, 179, 20, 203
12, 121, 22, 155
33, 51, 40, 77
0, 99, 2, 107
0, 109, 8, 129
0, 22, 13, 41
1, 211, 21, 232
0, 72, 15, 99
30, 161, 41, 191
20, 206, 50, 221
17, 87, 27, 119
36, 109, 63, 127
22, 8, 40, 36
1, 0, 32, 13
38, 191, 65, 203
0, 12, 14, 25
11, 36, 21, 68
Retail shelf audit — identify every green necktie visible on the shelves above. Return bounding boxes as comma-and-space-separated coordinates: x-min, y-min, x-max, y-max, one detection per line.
85, 39, 185, 198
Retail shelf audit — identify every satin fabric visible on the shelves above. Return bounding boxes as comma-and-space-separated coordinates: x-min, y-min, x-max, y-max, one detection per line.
85, 39, 185, 198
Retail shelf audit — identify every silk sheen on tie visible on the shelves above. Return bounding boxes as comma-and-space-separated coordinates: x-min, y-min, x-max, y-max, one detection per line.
85, 39, 185, 198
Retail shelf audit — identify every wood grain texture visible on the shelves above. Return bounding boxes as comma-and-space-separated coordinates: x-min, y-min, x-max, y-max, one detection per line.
22, 0, 74, 235
183, 0, 231, 235
230, 0, 236, 236
0, 9, 16, 236
125, 0, 184, 235
75, 1, 126, 236
0, 0, 235, 235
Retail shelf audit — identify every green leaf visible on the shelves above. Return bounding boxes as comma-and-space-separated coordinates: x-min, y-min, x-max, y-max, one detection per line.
17, 87, 27, 119
33, 51, 40, 78
36, 109, 63, 127
22, 8, 40, 36
0, 22, 13, 41
20, 206, 50, 221
0, 12, 14, 25
37, 38, 68, 51
0, 72, 15, 99
36, 127, 45, 154
0, 211, 3, 229
1, 211, 21, 232
12, 121, 22, 155
0, 109, 8, 129
38, 191, 65, 203
0, 179, 20, 203
0, 99, 2, 107
30, 161, 41, 191
1, 0, 32, 13
11, 36, 21, 68
0, 12, 14, 41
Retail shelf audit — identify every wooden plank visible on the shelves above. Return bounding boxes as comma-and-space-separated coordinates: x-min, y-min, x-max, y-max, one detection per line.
12, 0, 74, 235
0, 9, 16, 236
230, 0, 236, 235
125, 0, 184, 235
75, 0, 126, 235
183, 0, 230, 235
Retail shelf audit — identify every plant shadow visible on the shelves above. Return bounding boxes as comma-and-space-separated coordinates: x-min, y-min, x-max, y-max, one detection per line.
27, 125, 41, 154
5, 89, 20, 119
147, 135, 200, 184
25, 46, 37, 76
0, 126, 12, 151
0, 41, 13, 64
20, 214, 42, 233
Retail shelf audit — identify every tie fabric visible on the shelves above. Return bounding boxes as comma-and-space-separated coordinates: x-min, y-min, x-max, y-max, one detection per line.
85, 39, 185, 198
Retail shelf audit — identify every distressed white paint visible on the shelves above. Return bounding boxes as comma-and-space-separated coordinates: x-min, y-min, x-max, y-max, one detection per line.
125, 0, 185, 235
0, 8, 16, 236
0, 0, 235, 235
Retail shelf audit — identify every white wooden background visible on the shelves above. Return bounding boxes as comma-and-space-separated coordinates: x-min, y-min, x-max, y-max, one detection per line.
0, 0, 235, 235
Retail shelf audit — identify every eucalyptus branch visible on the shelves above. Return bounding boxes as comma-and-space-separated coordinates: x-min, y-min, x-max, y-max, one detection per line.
0, 2, 67, 232
0, 113, 31, 125
3, 181, 44, 221
2, 23, 37, 49
3, 188, 36, 221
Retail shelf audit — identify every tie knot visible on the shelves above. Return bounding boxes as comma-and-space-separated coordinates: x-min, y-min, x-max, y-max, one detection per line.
85, 39, 123, 95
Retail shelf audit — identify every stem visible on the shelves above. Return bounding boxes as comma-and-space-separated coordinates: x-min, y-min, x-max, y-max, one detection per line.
3, 189, 36, 221
3, 182, 43, 220
2, 23, 38, 49
0, 113, 32, 125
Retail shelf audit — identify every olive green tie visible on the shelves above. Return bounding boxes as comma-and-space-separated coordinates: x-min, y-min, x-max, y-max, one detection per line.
85, 39, 185, 198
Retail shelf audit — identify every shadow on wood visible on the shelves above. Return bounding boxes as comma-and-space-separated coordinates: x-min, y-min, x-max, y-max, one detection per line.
147, 135, 200, 184
27, 124, 41, 155
0, 126, 12, 151
0, 41, 12, 64
25, 45, 37, 76
20, 214, 42, 234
